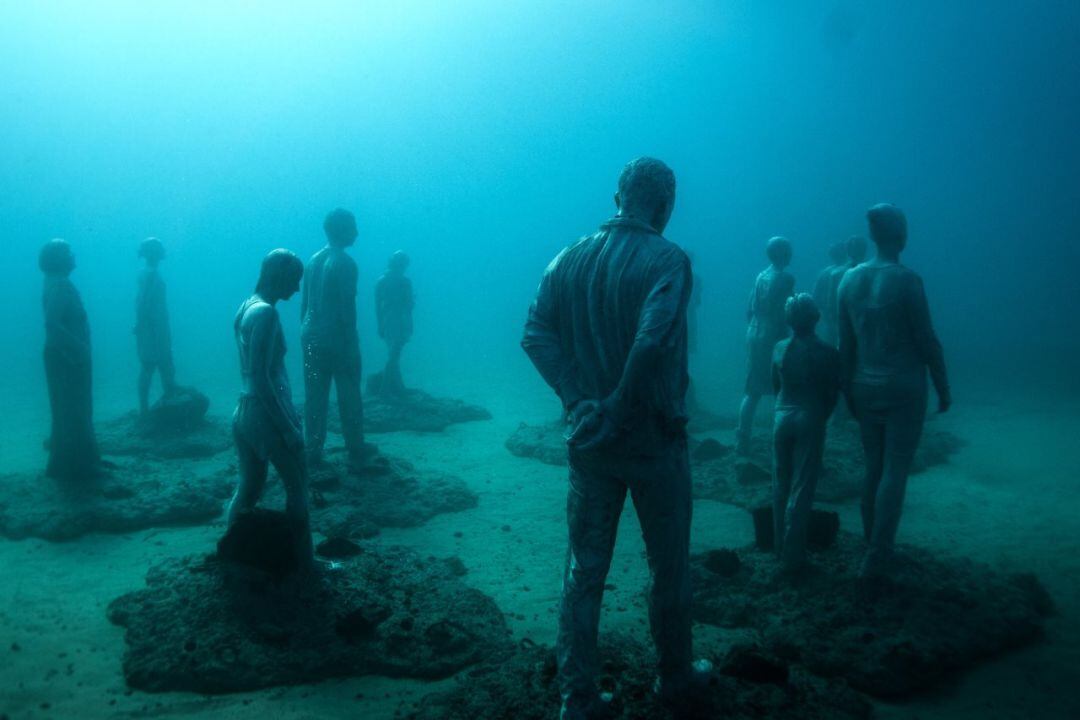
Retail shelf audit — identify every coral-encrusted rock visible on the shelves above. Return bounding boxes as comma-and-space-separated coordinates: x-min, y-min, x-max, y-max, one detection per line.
505, 420, 569, 466
406, 635, 871, 720
107, 520, 511, 693
98, 388, 229, 460
320, 389, 491, 435
0, 460, 231, 541
692, 532, 1053, 699
304, 452, 478, 538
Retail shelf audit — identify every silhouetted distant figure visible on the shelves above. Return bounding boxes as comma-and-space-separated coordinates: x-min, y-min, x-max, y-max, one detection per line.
230, 249, 313, 569
771, 293, 841, 572
523, 157, 712, 720
134, 237, 178, 415
846, 234, 869, 269
301, 209, 367, 468
838, 205, 950, 578
812, 241, 848, 346
735, 236, 795, 456
374, 251, 414, 397
40, 239, 100, 482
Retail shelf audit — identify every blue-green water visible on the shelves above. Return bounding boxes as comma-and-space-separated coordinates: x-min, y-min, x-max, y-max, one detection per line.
1, 2, 1078, 718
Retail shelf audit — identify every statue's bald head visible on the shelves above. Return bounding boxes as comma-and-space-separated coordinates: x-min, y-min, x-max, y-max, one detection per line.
139, 237, 165, 264
828, 241, 847, 264
847, 235, 868, 264
324, 208, 358, 247
785, 293, 820, 336
615, 157, 676, 233
388, 250, 410, 273
766, 236, 793, 268
867, 204, 907, 254
39, 239, 74, 276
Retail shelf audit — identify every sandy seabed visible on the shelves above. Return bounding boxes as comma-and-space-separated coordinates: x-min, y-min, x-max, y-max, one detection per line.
0, 374, 1077, 720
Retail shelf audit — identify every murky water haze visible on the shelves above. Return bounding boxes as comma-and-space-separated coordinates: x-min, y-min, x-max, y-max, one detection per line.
1, 2, 1079, 718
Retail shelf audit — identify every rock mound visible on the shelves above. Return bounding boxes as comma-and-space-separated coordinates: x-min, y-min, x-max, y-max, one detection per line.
692, 532, 1052, 698
407, 635, 871, 720
694, 423, 965, 509
319, 389, 491, 435
306, 452, 478, 538
0, 460, 231, 541
107, 514, 510, 693
98, 388, 229, 460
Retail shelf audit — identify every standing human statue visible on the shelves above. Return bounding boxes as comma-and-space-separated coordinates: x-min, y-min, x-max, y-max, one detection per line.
687, 253, 702, 355
230, 249, 313, 569
735, 236, 795, 456
523, 157, 712, 720
134, 237, 178, 415
374, 251, 414, 396
838, 204, 950, 578
846, 234, 869, 270
39, 239, 100, 482
811, 241, 848, 346
301, 208, 367, 469
771, 293, 841, 572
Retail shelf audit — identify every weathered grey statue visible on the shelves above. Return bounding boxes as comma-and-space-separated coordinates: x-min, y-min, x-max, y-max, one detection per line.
230, 249, 313, 568
301, 209, 366, 468
735, 236, 795, 456
523, 157, 711, 720
40, 239, 100, 482
134, 237, 177, 415
811, 241, 848, 346
838, 205, 950, 578
374, 251, 414, 396
771, 293, 841, 572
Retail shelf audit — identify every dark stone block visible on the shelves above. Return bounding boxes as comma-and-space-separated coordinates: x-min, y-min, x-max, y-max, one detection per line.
703, 549, 742, 577
806, 510, 840, 549
217, 509, 301, 578
692, 438, 731, 462
751, 506, 839, 551
720, 644, 790, 685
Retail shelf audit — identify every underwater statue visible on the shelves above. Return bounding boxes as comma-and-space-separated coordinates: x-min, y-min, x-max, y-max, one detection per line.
687, 253, 702, 355
374, 250, 414, 396
811, 241, 848, 346
229, 249, 313, 569
771, 293, 841, 572
847, 234, 869, 268
523, 157, 710, 719
301, 208, 367, 468
838, 204, 950, 578
735, 236, 796, 455
134, 237, 178, 415
40, 239, 100, 482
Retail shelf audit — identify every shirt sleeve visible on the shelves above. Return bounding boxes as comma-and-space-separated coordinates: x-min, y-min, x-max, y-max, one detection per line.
522, 252, 584, 411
